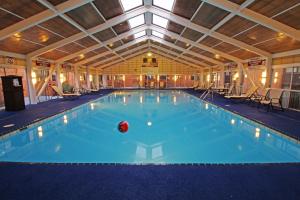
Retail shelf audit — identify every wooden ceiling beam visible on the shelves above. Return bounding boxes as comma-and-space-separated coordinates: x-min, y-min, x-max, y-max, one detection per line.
204, 0, 300, 41
150, 43, 208, 68
150, 36, 224, 66
99, 49, 149, 69
27, 6, 147, 58
0, 0, 93, 40
151, 25, 244, 63
149, 6, 272, 57
56, 25, 148, 63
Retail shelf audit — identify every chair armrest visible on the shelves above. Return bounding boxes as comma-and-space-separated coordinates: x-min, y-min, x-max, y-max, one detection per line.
270, 98, 280, 103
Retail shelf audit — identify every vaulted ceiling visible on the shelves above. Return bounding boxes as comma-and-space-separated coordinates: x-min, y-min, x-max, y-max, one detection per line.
0, 0, 299, 69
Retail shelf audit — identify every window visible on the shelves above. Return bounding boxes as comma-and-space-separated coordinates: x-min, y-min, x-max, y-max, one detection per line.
152, 30, 164, 38
120, 0, 143, 11
128, 14, 145, 28
134, 30, 146, 39
152, 14, 168, 28
153, 0, 175, 11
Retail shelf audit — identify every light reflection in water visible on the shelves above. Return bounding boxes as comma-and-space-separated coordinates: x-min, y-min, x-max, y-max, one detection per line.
37, 126, 43, 138
63, 115, 68, 124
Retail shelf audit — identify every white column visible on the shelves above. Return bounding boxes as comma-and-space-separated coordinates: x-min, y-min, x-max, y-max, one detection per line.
265, 57, 273, 88
55, 63, 62, 91
209, 67, 213, 86
237, 63, 243, 94
197, 73, 201, 87
25, 57, 37, 104
37, 65, 55, 97
74, 65, 80, 90
95, 70, 100, 89
102, 75, 107, 88
86, 66, 91, 89
220, 66, 225, 88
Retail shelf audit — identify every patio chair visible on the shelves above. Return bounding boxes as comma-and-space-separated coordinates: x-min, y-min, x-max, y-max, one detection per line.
259, 89, 284, 111
225, 85, 259, 100
192, 81, 199, 89
219, 84, 234, 96
248, 88, 270, 105
51, 86, 81, 100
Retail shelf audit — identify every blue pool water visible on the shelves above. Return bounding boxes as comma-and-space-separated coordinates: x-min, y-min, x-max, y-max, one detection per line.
0, 90, 299, 164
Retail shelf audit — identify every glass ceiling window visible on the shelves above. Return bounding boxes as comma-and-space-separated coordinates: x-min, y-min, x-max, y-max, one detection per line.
153, 0, 175, 11
120, 0, 143, 12
128, 14, 145, 28
134, 30, 146, 39
152, 31, 164, 39
152, 14, 168, 28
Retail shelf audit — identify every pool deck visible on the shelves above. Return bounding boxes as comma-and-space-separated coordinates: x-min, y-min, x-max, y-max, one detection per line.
184, 89, 300, 141
0, 163, 299, 200
0, 88, 300, 200
0, 89, 115, 136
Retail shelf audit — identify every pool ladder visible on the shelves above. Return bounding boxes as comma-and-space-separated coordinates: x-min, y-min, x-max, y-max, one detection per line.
200, 89, 214, 100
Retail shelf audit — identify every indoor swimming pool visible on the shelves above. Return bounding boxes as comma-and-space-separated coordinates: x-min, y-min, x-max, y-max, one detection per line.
0, 90, 299, 164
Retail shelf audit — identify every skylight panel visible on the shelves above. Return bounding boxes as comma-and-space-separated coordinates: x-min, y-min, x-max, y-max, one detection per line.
120, 0, 143, 11
152, 31, 164, 39
128, 14, 145, 28
152, 14, 168, 28
134, 30, 146, 39
153, 0, 175, 11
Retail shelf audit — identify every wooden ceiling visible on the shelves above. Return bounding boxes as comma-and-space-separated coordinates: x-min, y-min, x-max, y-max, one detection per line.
0, 0, 299, 68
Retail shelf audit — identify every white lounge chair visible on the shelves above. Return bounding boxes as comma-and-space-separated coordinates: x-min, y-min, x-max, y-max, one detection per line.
225, 86, 259, 100
51, 85, 81, 100
259, 89, 284, 111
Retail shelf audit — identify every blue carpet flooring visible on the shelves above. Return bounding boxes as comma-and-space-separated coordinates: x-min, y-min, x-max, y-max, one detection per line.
0, 89, 299, 200
184, 89, 300, 141
0, 89, 115, 136
0, 163, 299, 200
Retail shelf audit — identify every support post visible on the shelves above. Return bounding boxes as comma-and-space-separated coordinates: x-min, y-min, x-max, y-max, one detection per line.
241, 63, 256, 87
209, 67, 213, 86
55, 63, 62, 91
237, 63, 243, 94
197, 73, 201, 87
86, 66, 91, 89
265, 57, 273, 88
74, 65, 80, 90
37, 64, 55, 97
25, 57, 37, 104
220, 66, 225, 88
102, 74, 107, 88
95, 70, 99, 89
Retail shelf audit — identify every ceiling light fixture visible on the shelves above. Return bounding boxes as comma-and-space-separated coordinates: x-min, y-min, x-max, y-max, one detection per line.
13, 33, 21, 38
120, 0, 143, 11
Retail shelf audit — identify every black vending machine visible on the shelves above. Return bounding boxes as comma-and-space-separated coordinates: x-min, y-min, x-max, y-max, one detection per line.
1, 75, 25, 111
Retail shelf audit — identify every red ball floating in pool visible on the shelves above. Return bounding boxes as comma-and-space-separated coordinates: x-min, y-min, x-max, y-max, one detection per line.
118, 121, 129, 133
